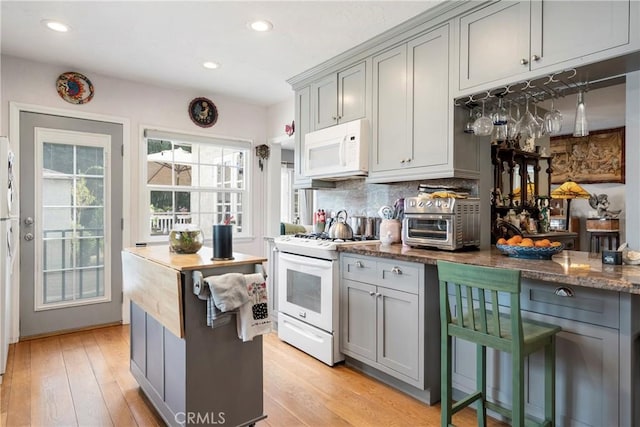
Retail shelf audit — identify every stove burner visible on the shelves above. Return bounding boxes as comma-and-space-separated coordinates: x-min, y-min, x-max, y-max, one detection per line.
292, 233, 376, 242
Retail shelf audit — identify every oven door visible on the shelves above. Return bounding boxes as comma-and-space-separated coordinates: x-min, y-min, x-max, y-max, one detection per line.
404, 214, 454, 247
277, 252, 335, 333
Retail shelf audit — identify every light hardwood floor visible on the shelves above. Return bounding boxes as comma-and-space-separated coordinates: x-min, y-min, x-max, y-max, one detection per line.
1, 326, 506, 426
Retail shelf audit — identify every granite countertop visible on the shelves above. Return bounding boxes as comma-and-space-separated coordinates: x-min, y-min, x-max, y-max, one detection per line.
123, 245, 267, 271
337, 243, 640, 294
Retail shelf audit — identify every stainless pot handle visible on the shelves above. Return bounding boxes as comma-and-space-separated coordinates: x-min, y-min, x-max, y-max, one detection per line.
337, 210, 348, 223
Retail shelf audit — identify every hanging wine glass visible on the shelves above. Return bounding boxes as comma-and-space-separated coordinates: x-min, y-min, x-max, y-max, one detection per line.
543, 98, 563, 135
506, 101, 520, 140
463, 107, 476, 134
533, 103, 547, 138
472, 99, 494, 137
492, 96, 508, 126
573, 89, 589, 137
516, 96, 539, 140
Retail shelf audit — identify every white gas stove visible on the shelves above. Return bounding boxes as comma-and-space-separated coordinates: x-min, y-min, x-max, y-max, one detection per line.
274, 233, 377, 365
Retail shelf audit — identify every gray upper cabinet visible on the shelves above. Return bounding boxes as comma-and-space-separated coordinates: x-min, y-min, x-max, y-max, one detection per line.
458, 1, 531, 91
370, 44, 409, 172
294, 86, 312, 187
369, 24, 478, 182
312, 61, 367, 130
293, 86, 335, 189
458, 0, 634, 93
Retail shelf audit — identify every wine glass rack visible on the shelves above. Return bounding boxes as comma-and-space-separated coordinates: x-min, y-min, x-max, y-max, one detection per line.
455, 68, 625, 110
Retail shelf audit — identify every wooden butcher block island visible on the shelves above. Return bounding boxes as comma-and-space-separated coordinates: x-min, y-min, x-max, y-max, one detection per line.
122, 246, 267, 427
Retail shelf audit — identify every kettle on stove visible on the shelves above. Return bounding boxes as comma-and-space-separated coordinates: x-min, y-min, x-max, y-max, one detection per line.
328, 210, 354, 240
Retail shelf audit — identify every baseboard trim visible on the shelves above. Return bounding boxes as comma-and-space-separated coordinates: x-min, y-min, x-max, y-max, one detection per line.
19, 321, 123, 341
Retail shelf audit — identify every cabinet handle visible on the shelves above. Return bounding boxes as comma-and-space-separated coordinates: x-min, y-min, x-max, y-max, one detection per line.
391, 267, 402, 275
376, 292, 382, 298
355, 261, 364, 268
369, 291, 376, 296
531, 54, 540, 62
405, 158, 412, 163
520, 58, 529, 65
332, 116, 337, 121
554, 287, 575, 297
400, 159, 405, 164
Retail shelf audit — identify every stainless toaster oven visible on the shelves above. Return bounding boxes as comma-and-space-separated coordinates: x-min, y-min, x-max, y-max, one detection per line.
402, 197, 480, 250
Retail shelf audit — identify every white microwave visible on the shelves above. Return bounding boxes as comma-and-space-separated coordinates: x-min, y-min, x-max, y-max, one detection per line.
303, 119, 368, 179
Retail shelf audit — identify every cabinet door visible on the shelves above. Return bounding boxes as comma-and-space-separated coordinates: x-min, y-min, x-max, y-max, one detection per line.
524, 312, 619, 427
452, 302, 620, 426
459, 1, 530, 90
530, 0, 630, 71
294, 86, 312, 187
408, 25, 450, 170
377, 287, 420, 380
371, 45, 409, 172
311, 74, 338, 130
338, 62, 367, 124
340, 279, 377, 362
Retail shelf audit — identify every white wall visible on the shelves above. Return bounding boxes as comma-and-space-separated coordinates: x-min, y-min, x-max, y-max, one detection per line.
1, 54, 270, 256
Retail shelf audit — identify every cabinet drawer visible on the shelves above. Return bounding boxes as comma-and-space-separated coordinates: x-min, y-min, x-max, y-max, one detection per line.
521, 280, 619, 329
342, 255, 377, 283
377, 260, 420, 294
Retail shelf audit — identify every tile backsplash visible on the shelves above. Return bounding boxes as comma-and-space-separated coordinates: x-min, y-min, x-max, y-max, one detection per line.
315, 178, 478, 218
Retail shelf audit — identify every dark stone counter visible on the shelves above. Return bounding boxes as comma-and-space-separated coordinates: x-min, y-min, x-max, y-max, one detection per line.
337, 243, 640, 294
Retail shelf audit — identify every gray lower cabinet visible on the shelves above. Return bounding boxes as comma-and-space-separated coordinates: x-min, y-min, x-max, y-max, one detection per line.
450, 279, 640, 426
340, 254, 440, 404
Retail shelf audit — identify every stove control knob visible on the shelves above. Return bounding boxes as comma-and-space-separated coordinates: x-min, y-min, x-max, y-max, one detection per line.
435, 199, 442, 208
418, 201, 425, 207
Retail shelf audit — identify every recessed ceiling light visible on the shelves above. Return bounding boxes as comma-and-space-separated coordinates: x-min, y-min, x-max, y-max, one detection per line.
41, 19, 71, 33
250, 20, 273, 32
203, 61, 220, 70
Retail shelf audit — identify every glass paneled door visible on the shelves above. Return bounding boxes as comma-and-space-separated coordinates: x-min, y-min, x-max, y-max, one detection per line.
38, 129, 110, 309
20, 112, 123, 338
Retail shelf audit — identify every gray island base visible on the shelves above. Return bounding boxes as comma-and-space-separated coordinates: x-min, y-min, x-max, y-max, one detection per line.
338, 244, 640, 427
123, 246, 268, 427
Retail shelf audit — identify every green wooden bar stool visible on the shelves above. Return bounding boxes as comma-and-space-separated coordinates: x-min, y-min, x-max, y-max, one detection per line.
437, 260, 561, 427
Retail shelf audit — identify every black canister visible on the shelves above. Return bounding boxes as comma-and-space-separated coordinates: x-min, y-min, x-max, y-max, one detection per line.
602, 250, 622, 265
212, 224, 234, 260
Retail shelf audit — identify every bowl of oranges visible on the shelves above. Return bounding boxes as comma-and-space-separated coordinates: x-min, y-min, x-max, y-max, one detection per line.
496, 236, 564, 260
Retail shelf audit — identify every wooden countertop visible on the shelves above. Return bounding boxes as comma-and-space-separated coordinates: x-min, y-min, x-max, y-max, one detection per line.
123, 245, 267, 271
122, 246, 266, 338
337, 243, 640, 294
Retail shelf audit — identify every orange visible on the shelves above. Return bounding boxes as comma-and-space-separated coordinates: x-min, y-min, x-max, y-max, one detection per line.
497, 238, 507, 245
550, 241, 562, 247
535, 239, 551, 248
506, 237, 518, 246
519, 240, 534, 247
511, 235, 523, 244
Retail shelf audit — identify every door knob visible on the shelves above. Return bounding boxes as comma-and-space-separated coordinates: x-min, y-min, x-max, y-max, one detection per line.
24, 232, 34, 241
520, 58, 529, 65
24, 217, 34, 225
531, 54, 540, 62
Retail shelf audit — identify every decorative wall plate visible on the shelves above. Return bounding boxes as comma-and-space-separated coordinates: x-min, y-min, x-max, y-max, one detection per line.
188, 97, 218, 128
56, 72, 94, 104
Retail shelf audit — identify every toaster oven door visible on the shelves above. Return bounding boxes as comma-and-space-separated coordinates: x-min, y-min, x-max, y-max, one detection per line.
404, 215, 454, 247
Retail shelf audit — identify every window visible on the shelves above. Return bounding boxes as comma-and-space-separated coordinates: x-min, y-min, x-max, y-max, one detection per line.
280, 163, 299, 223
143, 129, 251, 241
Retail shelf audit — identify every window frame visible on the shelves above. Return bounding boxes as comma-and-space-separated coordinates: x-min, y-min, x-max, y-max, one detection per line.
140, 127, 253, 244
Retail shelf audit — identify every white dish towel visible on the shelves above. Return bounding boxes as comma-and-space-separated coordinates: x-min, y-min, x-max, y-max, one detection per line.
237, 273, 272, 342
